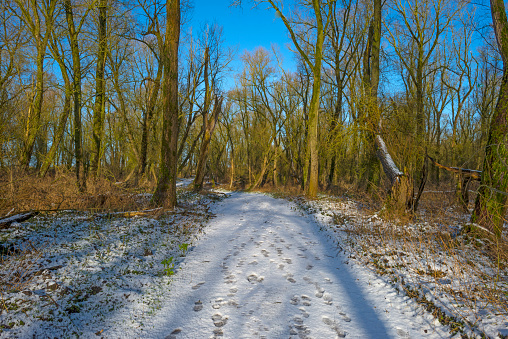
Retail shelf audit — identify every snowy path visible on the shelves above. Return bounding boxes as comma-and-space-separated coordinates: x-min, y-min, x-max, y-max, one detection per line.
138, 192, 449, 339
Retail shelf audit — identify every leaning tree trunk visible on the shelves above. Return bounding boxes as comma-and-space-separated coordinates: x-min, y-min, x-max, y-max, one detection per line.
471, 0, 508, 237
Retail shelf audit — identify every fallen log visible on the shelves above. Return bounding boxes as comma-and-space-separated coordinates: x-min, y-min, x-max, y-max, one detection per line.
0, 212, 38, 229
106, 207, 163, 218
427, 156, 481, 180
427, 155, 481, 211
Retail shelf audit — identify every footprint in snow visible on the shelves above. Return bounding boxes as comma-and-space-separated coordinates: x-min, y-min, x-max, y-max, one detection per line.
338, 310, 351, 322
227, 287, 238, 297
291, 316, 311, 337
165, 328, 182, 339
247, 273, 264, 283
322, 316, 346, 338
286, 274, 296, 283
224, 274, 236, 284
261, 249, 269, 257
192, 282, 205, 290
212, 313, 228, 327
211, 328, 223, 337
211, 298, 227, 310
193, 300, 203, 312
298, 307, 310, 318
396, 328, 410, 338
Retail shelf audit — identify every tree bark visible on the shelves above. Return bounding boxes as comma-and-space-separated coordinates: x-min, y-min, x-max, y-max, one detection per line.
91, 0, 108, 177
139, 66, 162, 176
471, 0, 508, 235
152, 0, 180, 208
64, 0, 86, 191
193, 96, 223, 191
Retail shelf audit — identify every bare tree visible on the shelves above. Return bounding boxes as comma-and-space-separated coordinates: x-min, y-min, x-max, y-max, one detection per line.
152, 0, 180, 208
11, 0, 58, 170
91, 0, 108, 177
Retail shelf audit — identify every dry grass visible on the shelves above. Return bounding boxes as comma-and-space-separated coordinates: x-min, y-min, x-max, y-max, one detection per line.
0, 240, 49, 312
0, 169, 157, 217
315, 185, 508, 337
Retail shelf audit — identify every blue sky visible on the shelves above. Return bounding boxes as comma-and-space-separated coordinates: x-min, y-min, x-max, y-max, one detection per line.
188, 0, 297, 89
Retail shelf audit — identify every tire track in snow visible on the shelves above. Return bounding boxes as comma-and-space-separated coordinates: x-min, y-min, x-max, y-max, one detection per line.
134, 192, 449, 339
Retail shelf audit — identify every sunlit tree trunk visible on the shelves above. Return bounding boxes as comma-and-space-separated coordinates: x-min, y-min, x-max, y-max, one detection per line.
194, 97, 223, 191
64, 0, 86, 191
152, 0, 180, 208
266, 0, 331, 198
91, 0, 108, 177
139, 66, 162, 176
472, 0, 508, 236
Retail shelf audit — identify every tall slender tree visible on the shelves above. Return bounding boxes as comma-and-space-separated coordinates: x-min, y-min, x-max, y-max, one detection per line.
152, 0, 180, 208
263, 0, 333, 198
64, 0, 86, 191
91, 0, 108, 177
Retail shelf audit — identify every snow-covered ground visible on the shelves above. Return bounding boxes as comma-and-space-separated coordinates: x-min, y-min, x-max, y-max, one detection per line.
138, 191, 451, 339
0, 187, 506, 338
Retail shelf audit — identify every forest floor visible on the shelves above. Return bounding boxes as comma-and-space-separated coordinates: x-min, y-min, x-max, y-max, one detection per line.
0, 180, 507, 338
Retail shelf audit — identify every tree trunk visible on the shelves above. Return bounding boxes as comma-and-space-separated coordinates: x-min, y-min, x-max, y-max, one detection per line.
152, 0, 180, 208
139, 66, 162, 176
40, 34, 74, 177
22, 51, 45, 171
39, 93, 71, 177
471, 0, 508, 236
194, 96, 223, 191
273, 136, 279, 188
369, 0, 413, 211
91, 0, 108, 177
360, 8, 381, 191
65, 0, 85, 191
305, 0, 325, 198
